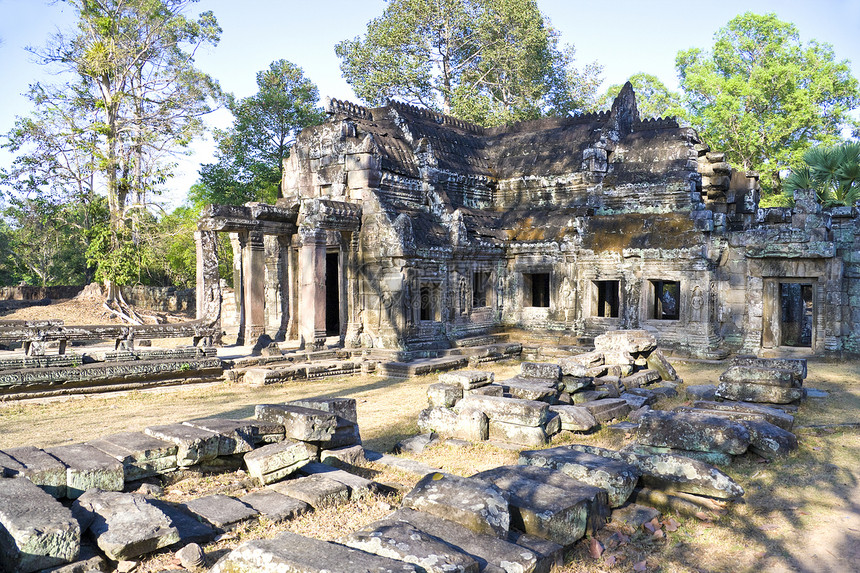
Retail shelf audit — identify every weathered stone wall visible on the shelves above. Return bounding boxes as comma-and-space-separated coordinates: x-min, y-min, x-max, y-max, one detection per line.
121, 286, 195, 313
0, 285, 82, 300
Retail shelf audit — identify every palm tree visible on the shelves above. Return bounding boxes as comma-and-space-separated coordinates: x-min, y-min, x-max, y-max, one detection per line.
784, 143, 860, 207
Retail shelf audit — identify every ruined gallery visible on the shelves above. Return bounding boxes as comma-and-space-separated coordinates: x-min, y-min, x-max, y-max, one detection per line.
196, 84, 859, 358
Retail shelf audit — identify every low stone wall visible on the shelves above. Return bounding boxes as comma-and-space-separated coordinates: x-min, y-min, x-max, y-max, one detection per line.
120, 285, 195, 313
0, 285, 82, 300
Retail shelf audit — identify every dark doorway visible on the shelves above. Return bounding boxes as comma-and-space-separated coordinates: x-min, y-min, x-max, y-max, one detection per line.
524, 273, 551, 307
325, 252, 340, 336
594, 280, 620, 317
780, 282, 813, 347
651, 280, 680, 320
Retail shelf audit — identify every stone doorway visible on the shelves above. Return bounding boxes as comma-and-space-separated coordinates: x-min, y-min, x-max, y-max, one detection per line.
325, 252, 340, 336
780, 282, 813, 347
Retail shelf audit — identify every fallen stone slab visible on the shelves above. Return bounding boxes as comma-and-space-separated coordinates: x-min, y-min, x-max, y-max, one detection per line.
636, 410, 751, 455
621, 369, 661, 390
508, 531, 564, 573
345, 521, 480, 573
455, 408, 491, 442
402, 471, 510, 538
558, 357, 590, 377
376, 508, 540, 573
594, 330, 656, 355
621, 444, 733, 467
520, 362, 561, 382
488, 420, 547, 447
498, 377, 559, 402
472, 466, 591, 545
255, 404, 338, 442
320, 444, 368, 468
288, 397, 359, 424
455, 394, 548, 427
738, 419, 798, 459
560, 376, 593, 393
298, 461, 386, 498
571, 389, 610, 404
580, 398, 631, 423
566, 444, 744, 499
210, 530, 419, 573
185, 494, 258, 529
646, 349, 678, 381
72, 490, 179, 561
39, 541, 105, 573
268, 474, 350, 508
720, 365, 801, 388
439, 370, 494, 390
87, 431, 178, 482
628, 487, 728, 520
611, 503, 661, 530
549, 405, 598, 432
619, 393, 652, 410
685, 384, 717, 401
693, 401, 795, 431
239, 489, 309, 522
715, 381, 804, 404
0, 446, 67, 498
143, 423, 220, 467
519, 447, 639, 508
243, 439, 317, 485
395, 433, 440, 454
0, 476, 80, 573
181, 419, 256, 455
467, 384, 505, 397
732, 356, 806, 379
147, 499, 216, 546
428, 382, 464, 408
363, 450, 441, 478
45, 444, 124, 499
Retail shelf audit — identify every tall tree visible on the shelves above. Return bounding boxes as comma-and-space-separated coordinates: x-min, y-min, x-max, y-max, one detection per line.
195, 59, 325, 206
335, 0, 602, 126
5, 0, 220, 295
597, 73, 685, 120
676, 12, 860, 195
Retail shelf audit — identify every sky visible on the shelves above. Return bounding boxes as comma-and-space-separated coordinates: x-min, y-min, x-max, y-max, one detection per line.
1, 0, 859, 210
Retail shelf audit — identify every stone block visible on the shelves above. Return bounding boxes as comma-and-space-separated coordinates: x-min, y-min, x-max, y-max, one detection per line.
693, 400, 794, 431
581, 398, 631, 423
314, 422, 362, 449
87, 432, 178, 481
427, 382, 464, 408
455, 408, 489, 441
72, 490, 179, 561
239, 489, 309, 522
243, 440, 316, 485
719, 365, 801, 388
185, 494, 258, 529
143, 423, 220, 467
646, 349, 679, 381
472, 466, 591, 545
255, 404, 338, 442
508, 531, 564, 572
566, 444, 744, 500
147, 499, 216, 546
38, 542, 105, 573
417, 407, 458, 436
439, 370, 493, 389
395, 433, 439, 453
454, 395, 548, 427
636, 410, 751, 455
489, 419, 548, 447
466, 384, 505, 397
621, 444, 733, 467
561, 375, 593, 393
345, 522, 480, 573
402, 471, 510, 538
288, 397, 358, 424
520, 362, 561, 381
498, 377, 559, 402
320, 444, 367, 468
376, 508, 539, 573
298, 462, 382, 499
181, 419, 256, 455
611, 503, 661, 530
363, 450, 442, 479
0, 446, 67, 498
0, 477, 80, 572
210, 531, 419, 573
621, 369, 661, 389
565, 351, 604, 368
619, 392, 651, 410
685, 384, 717, 401
519, 446, 640, 507
594, 329, 656, 354
558, 357, 590, 377
549, 405, 598, 432
268, 474, 349, 508
45, 444, 124, 499
732, 356, 806, 379
715, 381, 804, 404
739, 419, 798, 459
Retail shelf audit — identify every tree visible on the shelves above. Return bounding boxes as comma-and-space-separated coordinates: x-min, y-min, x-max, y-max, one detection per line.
335, 0, 602, 126
596, 73, 685, 120
676, 12, 860, 196
784, 142, 860, 206
195, 60, 325, 206
7, 0, 221, 296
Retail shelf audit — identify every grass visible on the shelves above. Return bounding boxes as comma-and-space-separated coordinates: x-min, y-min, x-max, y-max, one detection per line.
1, 357, 858, 572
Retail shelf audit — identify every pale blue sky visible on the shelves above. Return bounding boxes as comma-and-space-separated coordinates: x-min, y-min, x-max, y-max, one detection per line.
1, 0, 859, 209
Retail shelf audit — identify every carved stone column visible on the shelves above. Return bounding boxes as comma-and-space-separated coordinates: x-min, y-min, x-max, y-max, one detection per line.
194, 230, 222, 345
299, 228, 327, 349
230, 232, 245, 345
276, 235, 292, 341
242, 230, 266, 343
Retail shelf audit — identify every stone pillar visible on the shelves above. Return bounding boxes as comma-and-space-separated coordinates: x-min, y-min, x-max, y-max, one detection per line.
242, 230, 266, 343
286, 240, 299, 340
276, 235, 292, 341
299, 228, 327, 349
195, 230, 222, 345
230, 232, 245, 345
344, 231, 362, 348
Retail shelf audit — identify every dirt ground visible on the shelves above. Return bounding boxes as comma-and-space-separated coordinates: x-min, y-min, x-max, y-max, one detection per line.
0, 299, 858, 572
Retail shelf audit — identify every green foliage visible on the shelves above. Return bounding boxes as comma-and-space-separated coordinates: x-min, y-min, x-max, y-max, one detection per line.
597, 73, 685, 120
784, 142, 860, 207
195, 59, 325, 206
335, 0, 602, 126
676, 12, 860, 197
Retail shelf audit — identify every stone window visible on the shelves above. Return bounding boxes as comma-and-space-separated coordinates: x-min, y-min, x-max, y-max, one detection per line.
651, 280, 680, 320
593, 280, 620, 318
473, 271, 491, 308
419, 283, 440, 321
780, 282, 813, 347
524, 273, 551, 308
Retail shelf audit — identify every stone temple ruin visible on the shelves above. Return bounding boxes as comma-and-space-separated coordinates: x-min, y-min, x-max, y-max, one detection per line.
196, 82, 860, 361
